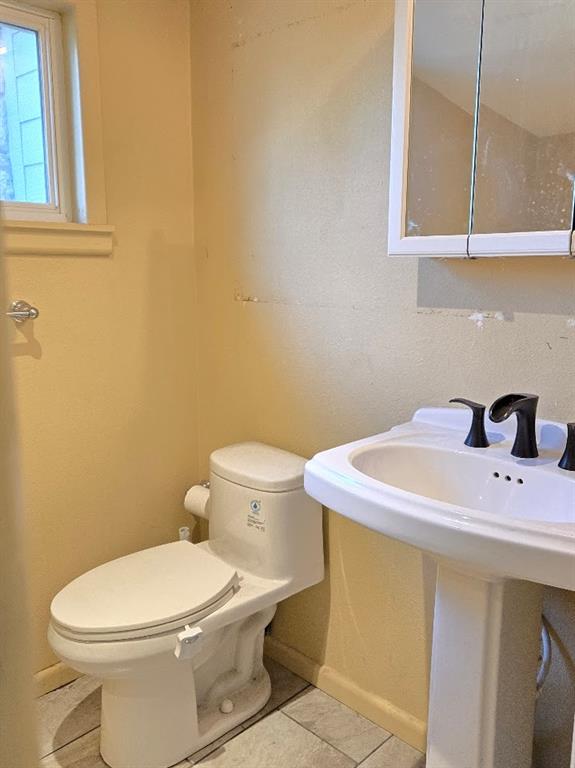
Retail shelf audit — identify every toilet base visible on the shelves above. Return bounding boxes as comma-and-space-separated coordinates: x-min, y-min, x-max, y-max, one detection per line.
100, 664, 271, 768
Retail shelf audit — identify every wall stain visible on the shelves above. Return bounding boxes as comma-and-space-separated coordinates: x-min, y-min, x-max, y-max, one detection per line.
231, 0, 364, 49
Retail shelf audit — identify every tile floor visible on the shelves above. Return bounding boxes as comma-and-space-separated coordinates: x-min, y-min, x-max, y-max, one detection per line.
37, 659, 425, 768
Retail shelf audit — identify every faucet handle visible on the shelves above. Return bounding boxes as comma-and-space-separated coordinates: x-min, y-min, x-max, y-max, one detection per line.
449, 398, 490, 448
558, 423, 575, 471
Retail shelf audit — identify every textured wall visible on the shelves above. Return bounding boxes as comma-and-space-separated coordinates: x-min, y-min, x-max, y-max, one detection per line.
6, 0, 197, 674
189, 0, 575, 762
0, 240, 37, 767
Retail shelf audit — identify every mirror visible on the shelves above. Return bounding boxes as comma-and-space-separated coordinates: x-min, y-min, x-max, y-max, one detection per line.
472, 0, 575, 234
389, 0, 574, 256
405, 0, 483, 237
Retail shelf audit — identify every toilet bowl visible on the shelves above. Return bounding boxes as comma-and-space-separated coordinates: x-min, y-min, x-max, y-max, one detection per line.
48, 443, 324, 768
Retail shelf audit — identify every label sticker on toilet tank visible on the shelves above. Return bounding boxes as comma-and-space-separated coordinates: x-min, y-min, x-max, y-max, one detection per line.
247, 499, 265, 532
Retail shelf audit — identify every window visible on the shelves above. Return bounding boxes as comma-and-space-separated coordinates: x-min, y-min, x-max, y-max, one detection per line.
0, 0, 114, 257
0, 1, 70, 221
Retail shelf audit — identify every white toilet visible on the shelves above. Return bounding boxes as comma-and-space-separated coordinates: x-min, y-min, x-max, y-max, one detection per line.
48, 443, 323, 768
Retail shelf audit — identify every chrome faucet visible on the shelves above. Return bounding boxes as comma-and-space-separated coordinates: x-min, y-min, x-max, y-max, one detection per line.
489, 393, 539, 459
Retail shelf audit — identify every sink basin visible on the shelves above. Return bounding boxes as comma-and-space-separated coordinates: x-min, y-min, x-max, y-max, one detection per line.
352, 443, 574, 524
305, 407, 575, 590
304, 407, 575, 768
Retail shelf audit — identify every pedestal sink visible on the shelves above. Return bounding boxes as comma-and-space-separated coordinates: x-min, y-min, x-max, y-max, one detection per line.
304, 408, 575, 768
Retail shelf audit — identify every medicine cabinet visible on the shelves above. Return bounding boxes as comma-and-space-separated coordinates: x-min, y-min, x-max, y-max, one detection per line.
388, 0, 575, 258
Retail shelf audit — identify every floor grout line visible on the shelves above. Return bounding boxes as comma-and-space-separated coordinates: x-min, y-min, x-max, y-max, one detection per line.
355, 731, 395, 766
40, 724, 101, 761
280, 708, 363, 765
185, 731, 239, 766
38, 679, 78, 700
238, 682, 311, 733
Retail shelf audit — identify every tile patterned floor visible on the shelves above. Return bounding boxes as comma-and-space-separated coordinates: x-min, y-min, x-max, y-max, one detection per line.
37, 659, 425, 768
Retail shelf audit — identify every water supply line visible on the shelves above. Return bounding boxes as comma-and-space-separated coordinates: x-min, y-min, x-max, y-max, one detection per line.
536, 615, 552, 699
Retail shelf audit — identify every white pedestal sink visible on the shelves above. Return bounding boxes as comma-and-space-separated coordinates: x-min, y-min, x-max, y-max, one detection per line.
304, 408, 574, 768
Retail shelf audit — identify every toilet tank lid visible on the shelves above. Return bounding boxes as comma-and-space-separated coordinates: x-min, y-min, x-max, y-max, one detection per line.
210, 442, 306, 492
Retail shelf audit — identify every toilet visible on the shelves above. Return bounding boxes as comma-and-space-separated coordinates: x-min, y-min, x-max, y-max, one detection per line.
48, 443, 324, 768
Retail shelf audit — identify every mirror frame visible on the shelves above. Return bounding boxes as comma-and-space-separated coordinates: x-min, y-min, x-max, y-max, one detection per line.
388, 0, 575, 259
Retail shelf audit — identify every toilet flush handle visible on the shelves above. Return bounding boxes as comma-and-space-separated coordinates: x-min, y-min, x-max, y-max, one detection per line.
174, 625, 203, 660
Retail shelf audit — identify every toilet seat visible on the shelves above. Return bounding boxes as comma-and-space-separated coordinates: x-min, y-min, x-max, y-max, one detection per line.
50, 541, 240, 642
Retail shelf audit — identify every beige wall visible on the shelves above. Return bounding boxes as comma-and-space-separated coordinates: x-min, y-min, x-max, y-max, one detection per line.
0, 245, 38, 764
5, 0, 197, 675
190, 0, 575, 763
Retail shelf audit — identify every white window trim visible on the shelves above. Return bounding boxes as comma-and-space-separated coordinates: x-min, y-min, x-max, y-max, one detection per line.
0, 0, 72, 222
2, 0, 113, 256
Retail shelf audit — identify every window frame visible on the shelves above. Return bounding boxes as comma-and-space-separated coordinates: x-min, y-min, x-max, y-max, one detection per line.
0, 0, 71, 222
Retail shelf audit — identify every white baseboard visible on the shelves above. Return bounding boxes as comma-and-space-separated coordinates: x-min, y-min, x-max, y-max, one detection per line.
34, 661, 80, 697
264, 636, 427, 753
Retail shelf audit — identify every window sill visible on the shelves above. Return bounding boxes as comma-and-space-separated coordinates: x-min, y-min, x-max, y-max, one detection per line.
3, 220, 114, 257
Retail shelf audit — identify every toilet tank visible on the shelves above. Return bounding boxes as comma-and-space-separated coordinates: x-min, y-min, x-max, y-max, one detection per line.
208, 442, 323, 587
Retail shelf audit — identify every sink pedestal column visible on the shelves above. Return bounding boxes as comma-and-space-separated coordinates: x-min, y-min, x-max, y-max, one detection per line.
426, 564, 543, 768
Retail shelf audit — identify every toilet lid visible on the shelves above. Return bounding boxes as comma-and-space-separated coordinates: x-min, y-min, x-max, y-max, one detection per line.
50, 541, 239, 639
